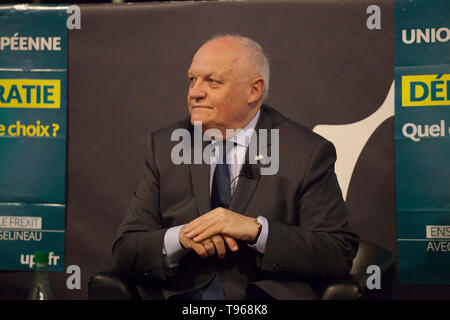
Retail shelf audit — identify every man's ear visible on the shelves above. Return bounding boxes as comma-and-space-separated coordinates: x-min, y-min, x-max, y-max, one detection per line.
248, 77, 264, 104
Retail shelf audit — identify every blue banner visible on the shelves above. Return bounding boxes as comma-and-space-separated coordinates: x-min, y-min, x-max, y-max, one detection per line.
395, 0, 450, 284
0, 5, 67, 271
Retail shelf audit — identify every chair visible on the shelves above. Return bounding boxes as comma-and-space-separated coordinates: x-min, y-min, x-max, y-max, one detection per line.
88, 240, 395, 300
320, 240, 395, 299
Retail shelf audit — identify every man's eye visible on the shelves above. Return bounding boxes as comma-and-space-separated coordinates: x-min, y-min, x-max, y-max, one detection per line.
189, 77, 197, 86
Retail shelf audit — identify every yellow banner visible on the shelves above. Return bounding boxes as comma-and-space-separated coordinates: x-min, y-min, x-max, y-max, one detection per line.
402, 74, 450, 107
0, 79, 61, 109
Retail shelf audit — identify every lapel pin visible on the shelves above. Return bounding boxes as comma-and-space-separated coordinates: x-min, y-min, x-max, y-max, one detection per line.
254, 154, 264, 161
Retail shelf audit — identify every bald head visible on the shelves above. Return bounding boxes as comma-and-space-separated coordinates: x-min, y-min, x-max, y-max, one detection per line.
187, 34, 268, 135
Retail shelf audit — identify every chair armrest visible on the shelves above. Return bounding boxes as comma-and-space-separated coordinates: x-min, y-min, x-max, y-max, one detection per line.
88, 271, 142, 300
321, 240, 395, 300
320, 280, 362, 300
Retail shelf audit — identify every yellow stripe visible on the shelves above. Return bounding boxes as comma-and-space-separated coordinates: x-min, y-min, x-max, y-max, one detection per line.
0, 79, 61, 109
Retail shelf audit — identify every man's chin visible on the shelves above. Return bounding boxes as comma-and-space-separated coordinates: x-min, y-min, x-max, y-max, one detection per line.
190, 115, 210, 127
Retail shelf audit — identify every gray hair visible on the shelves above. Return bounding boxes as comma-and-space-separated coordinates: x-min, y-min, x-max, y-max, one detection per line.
205, 34, 270, 102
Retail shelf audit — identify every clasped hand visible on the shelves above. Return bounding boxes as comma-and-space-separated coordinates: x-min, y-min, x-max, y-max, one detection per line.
179, 207, 260, 259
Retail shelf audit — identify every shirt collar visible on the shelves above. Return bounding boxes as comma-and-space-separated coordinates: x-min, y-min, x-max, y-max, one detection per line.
229, 109, 260, 148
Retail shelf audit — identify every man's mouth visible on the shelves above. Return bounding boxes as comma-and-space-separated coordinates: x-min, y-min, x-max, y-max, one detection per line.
192, 105, 213, 109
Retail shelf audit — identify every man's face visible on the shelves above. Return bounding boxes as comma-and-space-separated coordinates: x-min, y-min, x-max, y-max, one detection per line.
187, 39, 257, 134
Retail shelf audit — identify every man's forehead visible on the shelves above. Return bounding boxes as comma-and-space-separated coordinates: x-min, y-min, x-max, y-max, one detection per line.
189, 42, 244, 75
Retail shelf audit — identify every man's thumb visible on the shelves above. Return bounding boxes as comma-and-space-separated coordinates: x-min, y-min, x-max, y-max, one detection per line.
224, 235, 239, 251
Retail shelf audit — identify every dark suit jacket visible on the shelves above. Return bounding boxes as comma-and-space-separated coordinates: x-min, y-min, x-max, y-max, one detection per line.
112, 105, 359, 300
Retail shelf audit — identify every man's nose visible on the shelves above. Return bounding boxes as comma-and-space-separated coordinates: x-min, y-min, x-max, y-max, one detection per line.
188, 82, 206, 100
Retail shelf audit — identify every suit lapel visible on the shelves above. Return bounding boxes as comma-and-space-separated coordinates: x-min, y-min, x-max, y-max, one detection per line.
228, 168, 260, 215
190, 162, 211, 216
229, 106, 273, 215
189, 125, 211, 216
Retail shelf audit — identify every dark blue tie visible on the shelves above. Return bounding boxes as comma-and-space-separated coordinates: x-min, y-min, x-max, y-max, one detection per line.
211, 141, 232, 209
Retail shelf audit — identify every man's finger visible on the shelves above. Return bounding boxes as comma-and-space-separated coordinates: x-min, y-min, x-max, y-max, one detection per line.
184, 208, 221, 233
192, 243, 208, 258
211, 235, 226, 259
184, 212, 213, 233
183, 219, 201, 234
193, 224, 222, 242
202, 239, 216, 257
186, 217, 218, 239
223, 235, 239, 252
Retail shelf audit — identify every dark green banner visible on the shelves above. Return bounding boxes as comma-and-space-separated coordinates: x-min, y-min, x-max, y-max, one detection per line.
395, 0, 450, 284
0, 5, 67, 271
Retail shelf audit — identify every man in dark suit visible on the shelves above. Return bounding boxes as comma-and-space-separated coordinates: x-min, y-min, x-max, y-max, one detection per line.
112, 34, 359, 300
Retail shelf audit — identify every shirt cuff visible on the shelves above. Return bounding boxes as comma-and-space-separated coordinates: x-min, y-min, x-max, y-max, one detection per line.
163, 224, 189, 268
247, 216, 268, 254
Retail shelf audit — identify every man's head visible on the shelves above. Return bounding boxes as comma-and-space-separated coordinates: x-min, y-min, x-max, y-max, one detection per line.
187, 34, 270, 135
